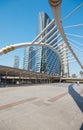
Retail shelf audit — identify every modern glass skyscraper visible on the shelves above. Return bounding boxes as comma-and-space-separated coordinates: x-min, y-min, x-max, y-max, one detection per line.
28, 46, 36, 71
23, 46, 36, 71
23, 47, 29, 70
13, 56, 19, 69
34, 12, 51, 73
35, 12, 61, 75
23, 12, 67, 76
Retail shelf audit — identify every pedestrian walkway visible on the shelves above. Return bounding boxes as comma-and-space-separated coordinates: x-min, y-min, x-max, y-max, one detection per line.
0, 83, 83, 130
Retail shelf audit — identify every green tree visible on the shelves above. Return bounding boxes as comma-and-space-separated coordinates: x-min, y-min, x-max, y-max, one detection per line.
80, 71, 83, 78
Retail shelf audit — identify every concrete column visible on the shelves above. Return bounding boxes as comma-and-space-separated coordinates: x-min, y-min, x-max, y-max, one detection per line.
5, 72, 8, 86
35, 76, 38, 84
19, 72, 21, 85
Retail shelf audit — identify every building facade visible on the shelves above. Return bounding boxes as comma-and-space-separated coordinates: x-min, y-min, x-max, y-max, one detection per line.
13, 56, 19, 69
23, 12, 66, 76
58, 42, 69, 76
36, 12, 61, 75
23, 47, 29, 70
23, 46, 36, 71
28, 46, 36, 71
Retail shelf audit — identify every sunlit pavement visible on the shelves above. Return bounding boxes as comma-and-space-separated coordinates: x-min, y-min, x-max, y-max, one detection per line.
0, 83, 83, 130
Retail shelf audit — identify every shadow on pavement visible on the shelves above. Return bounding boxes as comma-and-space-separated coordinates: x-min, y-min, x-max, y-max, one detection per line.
68, 84, 83, 130
68, 84, 83, 113
80, 123, 83, 130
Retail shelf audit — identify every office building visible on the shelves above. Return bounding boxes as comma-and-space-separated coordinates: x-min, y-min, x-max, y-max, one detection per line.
23, 12, 69, 76
23, 47, 29, 70
23, 46, 36, 71
35, 12, 61, 75
13, 56, 19, 69
28, 46, 36, 71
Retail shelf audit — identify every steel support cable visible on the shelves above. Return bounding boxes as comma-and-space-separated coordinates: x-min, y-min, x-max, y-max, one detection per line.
62, 60, 76, 65
0, 29, 61, 64
70, 43, 83, 53
61, 53, 70, 60
0, 19, 55, 55
52, 38, 63, 48
64, 24, 83, 29
56, 41, 65, 47
37, 25, 57, 44
68, 48, 83, 63
66, 43, 83, 60
36, 27, 60, 47
61, 56, 68, 61
56, 45, 68, 52
12, 26, 60, 61
56, 50, 69, 59
59, 46, 69, 50
49, 1, 83, 69
69, 64, 80, 77
61, 59, 69, 64
53, 41, 65, 49
59, 51, 71, 57
62, 56, 75, 62
65, 32, 83, 38
61, 60, 68, 64
58, 47, 68, 53
45, 29, 59, 43
59, 48, 70, 54
67, 37, 83, 47
58, 46, 71, 59
67, 53, 73, 57
67, 45, 83, 62
48, 33, 61, 46
66, 53, 73, 59
69, 40, 83, 51
68, 57, 77, 61
31, 19, 55, 45
63, 3, 83, 21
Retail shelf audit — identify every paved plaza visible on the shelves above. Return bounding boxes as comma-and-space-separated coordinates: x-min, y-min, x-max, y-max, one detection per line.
0, 83, 83, 130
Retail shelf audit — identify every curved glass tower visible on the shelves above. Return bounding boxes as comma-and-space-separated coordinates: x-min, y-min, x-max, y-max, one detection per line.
36, 12, 61, 75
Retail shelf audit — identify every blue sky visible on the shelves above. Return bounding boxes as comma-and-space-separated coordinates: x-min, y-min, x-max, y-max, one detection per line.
0, 0, 83, 76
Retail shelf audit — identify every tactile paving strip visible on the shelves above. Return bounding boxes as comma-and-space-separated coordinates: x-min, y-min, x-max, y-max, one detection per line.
0, 97, 37, 110
48, 92, 68, 102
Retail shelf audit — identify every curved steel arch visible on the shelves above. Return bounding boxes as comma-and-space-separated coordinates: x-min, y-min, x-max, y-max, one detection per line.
0, 41, 61, 61
0, 41, 62, 73
49, 0, 83, 69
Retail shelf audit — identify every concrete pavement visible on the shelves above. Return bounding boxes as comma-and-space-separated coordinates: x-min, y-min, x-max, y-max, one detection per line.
0, 83, 83, 130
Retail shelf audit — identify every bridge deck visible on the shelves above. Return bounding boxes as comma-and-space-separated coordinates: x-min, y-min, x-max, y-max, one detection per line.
0, 83, 83, 130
